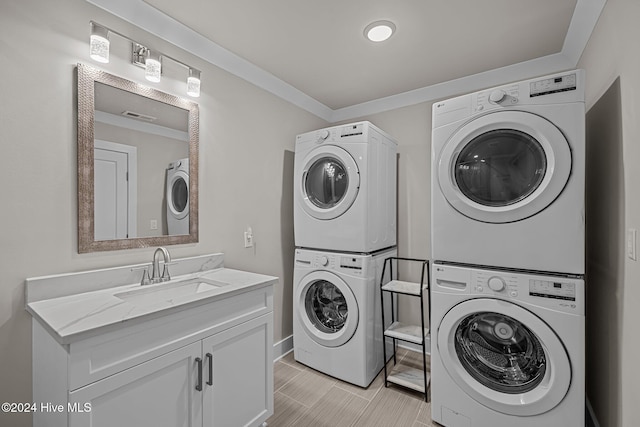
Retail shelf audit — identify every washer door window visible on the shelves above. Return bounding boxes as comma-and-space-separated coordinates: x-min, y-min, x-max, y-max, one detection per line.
437, 298, 571, 416
168, 170, 189, 220
297, 271, 358, 347
300, 146, 359, 220
438, 111, 572, 223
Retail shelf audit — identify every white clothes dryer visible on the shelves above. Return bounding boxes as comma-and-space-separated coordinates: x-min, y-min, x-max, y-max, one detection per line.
166, 158, 189, 235
430, 263, 584, 427
431, 70, 585, 275
294, 121, 397, 253
293, 247, 396, 387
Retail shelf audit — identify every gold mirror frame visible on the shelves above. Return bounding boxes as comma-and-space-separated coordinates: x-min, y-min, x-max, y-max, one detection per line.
77, 63, 199, 253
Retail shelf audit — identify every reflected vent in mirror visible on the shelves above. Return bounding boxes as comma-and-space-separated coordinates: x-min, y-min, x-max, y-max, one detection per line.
121, 110, 157, 122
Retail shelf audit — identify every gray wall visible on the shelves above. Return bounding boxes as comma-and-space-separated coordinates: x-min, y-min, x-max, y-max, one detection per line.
3, 0, 639, 426
0, 1, 325, 426
578, 0, 640, 425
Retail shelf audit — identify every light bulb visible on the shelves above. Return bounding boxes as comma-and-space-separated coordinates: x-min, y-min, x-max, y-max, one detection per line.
90, 23, 110, 63
187, 69, 201, 97
364, 21, 396, 42
145, 50, 161, 83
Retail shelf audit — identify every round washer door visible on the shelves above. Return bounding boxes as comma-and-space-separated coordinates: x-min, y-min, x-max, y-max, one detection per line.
296, 271, 359, 347
299, 145, 360, 220
438, 111, 572, 223
437, 298, 571, 416
167, 170, 189, 219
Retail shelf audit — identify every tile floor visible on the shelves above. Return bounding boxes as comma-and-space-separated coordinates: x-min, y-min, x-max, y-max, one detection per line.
267, 347, 440, 427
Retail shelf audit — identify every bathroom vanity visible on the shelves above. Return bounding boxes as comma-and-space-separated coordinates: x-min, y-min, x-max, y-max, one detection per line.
26, 253, 276, 427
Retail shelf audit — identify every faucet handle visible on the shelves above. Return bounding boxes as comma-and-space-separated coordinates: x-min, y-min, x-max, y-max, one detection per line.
161, 262, 178, 282
131, 264, 152, 286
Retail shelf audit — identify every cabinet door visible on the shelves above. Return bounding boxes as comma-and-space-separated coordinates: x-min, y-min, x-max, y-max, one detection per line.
69, 342, 203, 427
202, 313, 273, 427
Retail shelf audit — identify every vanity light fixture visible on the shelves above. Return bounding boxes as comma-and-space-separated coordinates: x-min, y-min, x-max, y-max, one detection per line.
364, 20, 396, 42
144, 49, 162, 83
89, 22, 110, 63
88, 21, 202, 98
186, 68, 201, 98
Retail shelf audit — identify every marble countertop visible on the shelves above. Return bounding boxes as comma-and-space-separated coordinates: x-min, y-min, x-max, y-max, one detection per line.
27, 267, 278, 345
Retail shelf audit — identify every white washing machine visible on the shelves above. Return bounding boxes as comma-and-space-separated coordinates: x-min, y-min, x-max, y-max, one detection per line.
166, 158, 189, 235
430, 263, 584, 427
294, 121, 397, 253
293, 247, 396, 387
431, 70, 585, 275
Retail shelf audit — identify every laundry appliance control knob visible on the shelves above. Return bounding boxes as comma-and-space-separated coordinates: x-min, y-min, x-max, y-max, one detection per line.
489, 89, 506, 104
487, 276, 506, 292
317, 130, 330, 143
319, 256, 329, 267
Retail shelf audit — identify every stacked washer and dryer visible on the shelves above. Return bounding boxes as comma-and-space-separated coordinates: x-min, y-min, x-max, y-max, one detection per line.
292, 121, 398, 387
430, 71, 586, 426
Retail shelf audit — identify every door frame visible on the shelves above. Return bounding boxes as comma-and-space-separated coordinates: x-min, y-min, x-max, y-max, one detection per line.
94, 139, 138, 238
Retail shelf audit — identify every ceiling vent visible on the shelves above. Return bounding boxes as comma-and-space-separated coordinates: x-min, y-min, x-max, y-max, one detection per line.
121, 110, 157, 122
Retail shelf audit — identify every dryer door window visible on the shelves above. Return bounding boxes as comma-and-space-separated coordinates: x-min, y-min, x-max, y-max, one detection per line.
171, 177, 188, 213
167, 170, 189, 220
299, 146, 360, 220
296, 271, 358, 347
455, 130, 547, 207
438, 111, 571, 223
437, 298, 571, 416
305, 157, 349, 209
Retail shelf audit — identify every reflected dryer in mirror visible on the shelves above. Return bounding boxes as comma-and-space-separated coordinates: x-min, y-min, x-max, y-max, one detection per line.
77, 63, 199, 253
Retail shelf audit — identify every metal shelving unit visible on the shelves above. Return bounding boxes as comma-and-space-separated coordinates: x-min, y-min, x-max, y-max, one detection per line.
380, 257, 430, 401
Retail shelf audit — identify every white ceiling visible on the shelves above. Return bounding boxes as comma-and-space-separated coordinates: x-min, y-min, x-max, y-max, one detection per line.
88, 0, 606, 122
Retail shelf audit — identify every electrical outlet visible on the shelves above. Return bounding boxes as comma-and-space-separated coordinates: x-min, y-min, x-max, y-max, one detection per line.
244, 227, 254, 248
150, 219, 158, 230
627, 228, 637, 260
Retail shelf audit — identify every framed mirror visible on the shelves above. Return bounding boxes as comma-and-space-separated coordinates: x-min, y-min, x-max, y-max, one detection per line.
77, 63, 199, 253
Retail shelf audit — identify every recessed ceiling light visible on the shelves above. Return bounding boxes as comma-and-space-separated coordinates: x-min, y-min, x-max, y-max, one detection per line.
364, 20, 396, 42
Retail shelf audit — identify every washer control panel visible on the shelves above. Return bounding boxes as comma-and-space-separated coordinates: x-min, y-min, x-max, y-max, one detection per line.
529, 279, 576, 301
473, 272, 577, 301
474, 271, 519, 297
294, 249, 368, 276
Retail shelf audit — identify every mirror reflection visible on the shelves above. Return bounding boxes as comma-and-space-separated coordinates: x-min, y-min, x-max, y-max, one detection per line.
93, 82, 189, 240
77, 64, 199, 253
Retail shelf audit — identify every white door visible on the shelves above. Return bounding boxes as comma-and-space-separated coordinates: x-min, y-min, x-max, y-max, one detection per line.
69, 342, 202, 427
437, 111, 572, 223
299, 146, 360, 220
295, 271, 359, 347
436, 298, 571, 416
202, 314, 273, 427
94, 140, 137, 239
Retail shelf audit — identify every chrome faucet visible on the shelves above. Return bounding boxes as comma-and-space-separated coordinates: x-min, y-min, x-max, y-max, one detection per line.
151, 247, 172, 284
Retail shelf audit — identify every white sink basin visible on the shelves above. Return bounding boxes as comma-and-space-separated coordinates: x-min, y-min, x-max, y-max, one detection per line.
115, 277, 229, 304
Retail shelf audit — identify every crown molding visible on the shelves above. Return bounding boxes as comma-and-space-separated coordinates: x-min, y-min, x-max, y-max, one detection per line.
87, 0, 606, 123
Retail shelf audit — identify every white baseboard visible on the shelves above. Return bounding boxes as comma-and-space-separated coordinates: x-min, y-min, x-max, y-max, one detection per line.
273, 335, 294, 362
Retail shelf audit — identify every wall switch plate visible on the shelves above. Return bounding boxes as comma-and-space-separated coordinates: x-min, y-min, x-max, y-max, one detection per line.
627, 228, 637, 260
244, 227, 254, 248
150, 219, 158, 230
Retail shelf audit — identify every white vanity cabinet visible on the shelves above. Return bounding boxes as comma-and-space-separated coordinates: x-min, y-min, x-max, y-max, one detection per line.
32, 283, 274, 427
